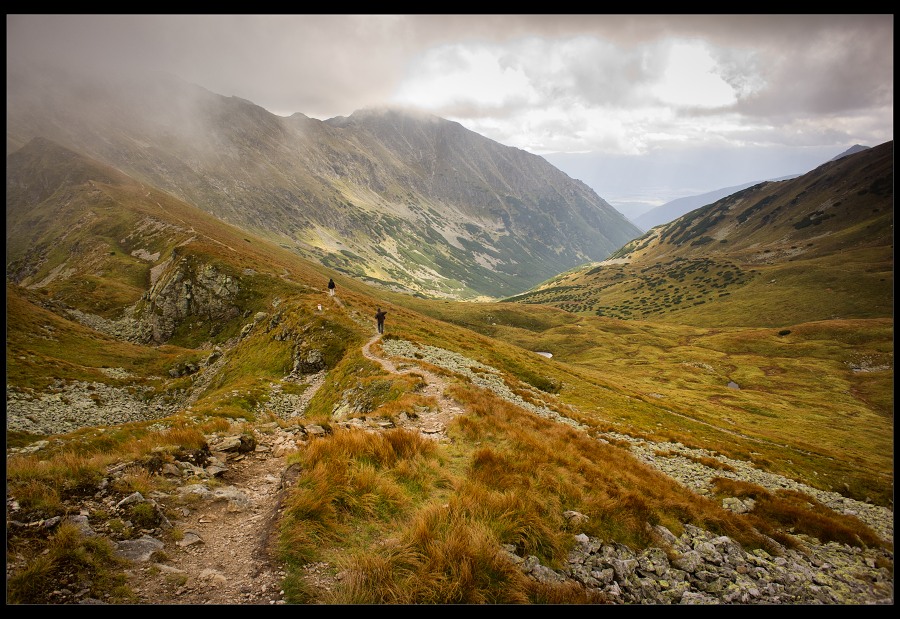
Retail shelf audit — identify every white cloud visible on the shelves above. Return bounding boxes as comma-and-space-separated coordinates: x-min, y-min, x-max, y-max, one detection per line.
393, 44, 538, 110
648, 40, 737, 108
6, 14, 893, 158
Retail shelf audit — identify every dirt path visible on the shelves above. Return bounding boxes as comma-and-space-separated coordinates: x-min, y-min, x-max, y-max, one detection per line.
128, 434, 292, 604
128, 334, 462, 604
361, 334, 465, 441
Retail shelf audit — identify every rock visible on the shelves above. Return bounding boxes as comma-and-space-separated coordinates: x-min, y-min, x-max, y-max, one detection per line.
115, 535, 164, 562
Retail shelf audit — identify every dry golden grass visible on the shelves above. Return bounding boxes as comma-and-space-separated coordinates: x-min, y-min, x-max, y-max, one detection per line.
279, 428, 442, 567
7, 423, 216, 520
711, 478, 886, 549
370, 392, 438, 421
448, 384, 776, 553
8, 478, 63, 517
111, 468, 157, 496
159, 426, 210, 449
280, 382, 830, 603
7, 450, 108, 517
337, 508, 534, 604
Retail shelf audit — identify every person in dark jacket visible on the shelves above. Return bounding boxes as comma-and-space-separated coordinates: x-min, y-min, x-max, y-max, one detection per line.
328, 278, 336, 297
375, 307, 387, 334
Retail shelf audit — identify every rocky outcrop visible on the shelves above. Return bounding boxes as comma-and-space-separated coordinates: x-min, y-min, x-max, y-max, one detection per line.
55, 254, 244, 345
140, 255, 242, 343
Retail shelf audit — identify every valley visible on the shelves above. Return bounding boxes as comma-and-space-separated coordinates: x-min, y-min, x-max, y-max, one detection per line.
4, 75, 893, 604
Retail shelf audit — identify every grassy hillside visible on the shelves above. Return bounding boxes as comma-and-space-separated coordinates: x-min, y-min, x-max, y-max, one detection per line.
508, 141, 893, 328
5, 141, 893, 603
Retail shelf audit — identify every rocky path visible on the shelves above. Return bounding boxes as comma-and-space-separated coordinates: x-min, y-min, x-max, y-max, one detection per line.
127, 431, 291, 605
126, 334, 465, 605
361, 334, 466, 441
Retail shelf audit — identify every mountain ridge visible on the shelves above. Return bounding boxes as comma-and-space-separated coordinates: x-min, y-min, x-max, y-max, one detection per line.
507, 141, 893, 327
631, 174, 800, 232
6, 67, 640, 300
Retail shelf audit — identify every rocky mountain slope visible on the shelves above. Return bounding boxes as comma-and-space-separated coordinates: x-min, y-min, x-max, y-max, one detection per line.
627, 145, 870, 233
6, 64, 640, 300
631, 175, 798, 232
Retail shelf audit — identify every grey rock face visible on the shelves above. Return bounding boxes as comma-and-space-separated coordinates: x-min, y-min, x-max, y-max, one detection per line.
141, 257, 242, 343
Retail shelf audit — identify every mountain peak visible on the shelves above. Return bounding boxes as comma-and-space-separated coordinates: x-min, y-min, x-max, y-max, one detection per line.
831, 144, 870, 161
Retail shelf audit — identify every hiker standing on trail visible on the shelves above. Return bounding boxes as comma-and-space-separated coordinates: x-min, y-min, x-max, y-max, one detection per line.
375, 307, 387, 334
328, 278, 336, 297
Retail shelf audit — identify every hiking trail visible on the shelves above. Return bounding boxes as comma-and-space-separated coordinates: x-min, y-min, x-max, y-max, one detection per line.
127, 322, 464, 604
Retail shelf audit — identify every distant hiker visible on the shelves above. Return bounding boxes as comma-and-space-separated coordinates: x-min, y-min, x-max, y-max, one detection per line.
375, 307, 387, 334
328, 278, 336, 297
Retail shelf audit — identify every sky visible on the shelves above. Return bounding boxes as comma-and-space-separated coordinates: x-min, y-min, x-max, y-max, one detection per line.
6, 14, 894, 215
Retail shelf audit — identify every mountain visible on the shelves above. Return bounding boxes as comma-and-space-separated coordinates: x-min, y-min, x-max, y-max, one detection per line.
622, 146, 871, 233
507, 141, 894, 327
631, 175, 799, 232
6, 64, 640, 300
5, 110, 893, 605
541, 145, 844, 221
5, 137, 327, 346
830, 144, 870, 161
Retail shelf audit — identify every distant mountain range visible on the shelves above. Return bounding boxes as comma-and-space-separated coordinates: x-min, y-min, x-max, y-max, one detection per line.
631, 175, 798, 232
6, 65, 639, 300
625, 145, 873, 232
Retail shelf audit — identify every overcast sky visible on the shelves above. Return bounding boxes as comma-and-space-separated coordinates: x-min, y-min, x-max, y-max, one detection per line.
8, 15, 893, 155
6, 15, 894, 214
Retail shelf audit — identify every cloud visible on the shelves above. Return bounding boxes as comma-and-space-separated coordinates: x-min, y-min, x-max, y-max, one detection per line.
6, 14, 893, 156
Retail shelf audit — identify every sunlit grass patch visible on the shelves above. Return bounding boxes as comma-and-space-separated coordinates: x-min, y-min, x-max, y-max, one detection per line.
279, 427, 446, 571
7, 422, 216, 521
447, 384, 776, 553
335, 512, 532, 604
370, 392, 437, 423
7, 450, 107, 515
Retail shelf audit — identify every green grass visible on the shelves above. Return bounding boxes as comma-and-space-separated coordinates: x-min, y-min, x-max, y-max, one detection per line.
6, 522, 136, 604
